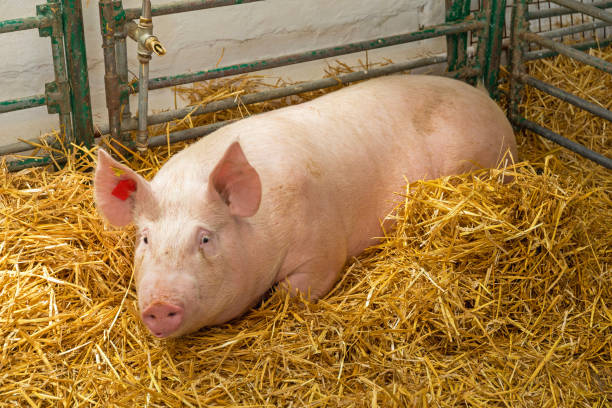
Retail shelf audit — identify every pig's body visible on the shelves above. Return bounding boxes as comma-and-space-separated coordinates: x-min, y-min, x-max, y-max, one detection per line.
95, 75, 516, 338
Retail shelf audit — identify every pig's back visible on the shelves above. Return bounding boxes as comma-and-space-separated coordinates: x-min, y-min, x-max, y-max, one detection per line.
160, 75, 515, 257
244, 75, 514, 254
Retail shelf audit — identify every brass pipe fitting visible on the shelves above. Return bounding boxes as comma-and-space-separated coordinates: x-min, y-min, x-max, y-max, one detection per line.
145, 36, 166, 56
135, 0, 166, 152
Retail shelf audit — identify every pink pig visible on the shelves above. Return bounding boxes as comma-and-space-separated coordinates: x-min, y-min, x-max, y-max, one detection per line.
95, 75, 517, 338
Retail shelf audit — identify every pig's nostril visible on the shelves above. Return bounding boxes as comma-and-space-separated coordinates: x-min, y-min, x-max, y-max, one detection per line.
168, 312, 176, 317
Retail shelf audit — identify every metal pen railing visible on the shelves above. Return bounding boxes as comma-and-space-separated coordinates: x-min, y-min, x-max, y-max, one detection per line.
92, 0, 504, 158
509, 0, 612, 169
3, 1, 610, 171
0, 0, 93, 169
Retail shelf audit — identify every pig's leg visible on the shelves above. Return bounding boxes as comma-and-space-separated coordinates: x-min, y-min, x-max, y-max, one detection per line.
279, 253, 346, 300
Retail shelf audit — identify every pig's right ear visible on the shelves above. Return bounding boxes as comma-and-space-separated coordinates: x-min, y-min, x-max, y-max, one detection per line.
209, 141, 262, 217
94, 149, 154, 226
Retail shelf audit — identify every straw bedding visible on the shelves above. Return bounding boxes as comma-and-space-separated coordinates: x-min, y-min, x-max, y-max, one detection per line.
1, 48, 610, 407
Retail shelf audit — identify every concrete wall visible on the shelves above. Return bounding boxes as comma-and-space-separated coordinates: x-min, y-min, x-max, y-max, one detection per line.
0, 0, 448, 145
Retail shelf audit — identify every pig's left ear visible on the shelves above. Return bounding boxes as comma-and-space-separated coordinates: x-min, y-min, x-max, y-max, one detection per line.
94, 149, 155, 226
209, 141, 262, 217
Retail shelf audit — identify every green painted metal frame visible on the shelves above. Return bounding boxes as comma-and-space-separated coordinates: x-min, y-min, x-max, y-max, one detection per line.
99, 0, 503, 153
479, 0, 507, 97
508, 0, 612, 169
0, 0, 94, 171
62, 0, 95, 147
4, 0, 611, 171
445, 0, 507, 97
445, 0, 471, 74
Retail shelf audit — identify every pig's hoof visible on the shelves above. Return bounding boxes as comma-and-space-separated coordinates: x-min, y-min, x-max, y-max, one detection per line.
141, 302, 184, 338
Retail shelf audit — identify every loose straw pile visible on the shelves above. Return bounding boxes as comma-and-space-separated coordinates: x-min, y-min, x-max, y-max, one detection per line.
0, 50, 610, 406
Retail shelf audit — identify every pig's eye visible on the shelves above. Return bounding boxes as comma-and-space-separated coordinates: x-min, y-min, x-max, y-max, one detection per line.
198, 230, 212, 250
143, 236, 148, 244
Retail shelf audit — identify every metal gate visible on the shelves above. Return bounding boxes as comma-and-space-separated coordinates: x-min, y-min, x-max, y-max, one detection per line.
0, 0, 94, 170
94, 0, 507, 153
1, 1, 610, 171
508, 0, 612, 168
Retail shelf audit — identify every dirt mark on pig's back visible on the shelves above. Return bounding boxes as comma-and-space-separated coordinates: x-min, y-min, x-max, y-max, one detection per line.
410, 83, 459, 136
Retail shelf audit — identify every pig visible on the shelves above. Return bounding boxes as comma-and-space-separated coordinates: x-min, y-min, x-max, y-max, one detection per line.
94, 74, 517, 338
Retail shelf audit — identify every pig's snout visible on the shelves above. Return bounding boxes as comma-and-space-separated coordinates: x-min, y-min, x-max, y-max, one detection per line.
141, 302, 184, 338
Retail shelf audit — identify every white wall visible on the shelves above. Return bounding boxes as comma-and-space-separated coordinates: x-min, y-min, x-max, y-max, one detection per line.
0, 0, 447, 145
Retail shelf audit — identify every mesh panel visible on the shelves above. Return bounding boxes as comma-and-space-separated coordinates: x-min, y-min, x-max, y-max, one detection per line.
468, 0, 610, 48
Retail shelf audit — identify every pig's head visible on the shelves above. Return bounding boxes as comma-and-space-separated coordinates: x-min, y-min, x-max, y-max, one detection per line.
94, 142, 266, 338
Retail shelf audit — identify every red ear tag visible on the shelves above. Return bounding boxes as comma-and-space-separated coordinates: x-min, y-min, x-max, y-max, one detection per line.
112, 179, 137, 201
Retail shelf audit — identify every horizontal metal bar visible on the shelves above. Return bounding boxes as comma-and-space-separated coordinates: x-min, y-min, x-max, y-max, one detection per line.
134, 20, 483, 92
0, 15, 51, 34
520, 74, 612, 121
109, 70, 479, 152
0, 134, 59, 155
99, 55, 452, 135
514, 116, 612, 169
5, 156, 65, 172
147, 120, 236, 148
550, 0, 612, 23
528, 1, 612, 19
0, 94, 47, 114
540, 20, 610, 38
124, 0, 265, 20
521, 32, 612, 73
145, 68, 478, 148
524, 37, 612, 60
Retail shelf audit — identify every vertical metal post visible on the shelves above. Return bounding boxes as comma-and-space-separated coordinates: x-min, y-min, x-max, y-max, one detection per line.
135, 0, 166, 151
38, 0, 72, 143
479, 0, 507, 98
62, 0, 94, 147
137, 59, 150, 151
445, 0, 471, 72
113, 0, 134, 141
137, 0, 153, 151
99, 0, 122, 144
509, 0, 528, 123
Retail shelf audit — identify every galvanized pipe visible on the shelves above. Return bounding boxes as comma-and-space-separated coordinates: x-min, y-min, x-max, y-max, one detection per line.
520, 74, 612, 122
521, 31, 612, 73
540, 20, 610, 38
515, 116, 612, 169
0, 95, 47, 114
97, 56, 475, 136
137, 59, 150, 150
147, 120, 237, 148
135, 0, 167, 151
524, 37, 612, 60
136, 0, 153, 151
0, 135, 57, 155
3, 56, 474, 163
528, 1, 612, 20
115, 18, 134, 136
126, 21, 138, 41
143, 67, 478, 148
509, 0, 528, 122
129, 19, 483, 92
550, 0, 612, 24
124, 0, 265, 20
99, 0, 121, 143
